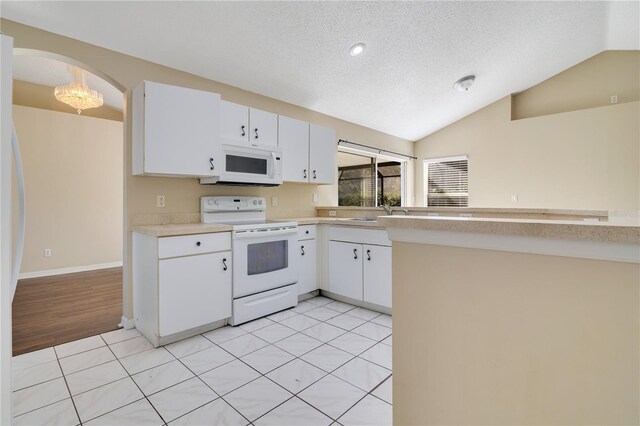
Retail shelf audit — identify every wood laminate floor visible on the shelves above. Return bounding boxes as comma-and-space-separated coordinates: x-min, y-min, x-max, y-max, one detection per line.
12, 267, 122, 356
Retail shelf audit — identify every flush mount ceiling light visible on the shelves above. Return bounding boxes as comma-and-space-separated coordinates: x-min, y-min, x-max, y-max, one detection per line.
54, 65, 104, 114
349, 43, 366, 56
453, 75, 476, 92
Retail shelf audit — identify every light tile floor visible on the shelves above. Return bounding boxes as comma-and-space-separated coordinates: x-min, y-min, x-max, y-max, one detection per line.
11, 296, 392, 425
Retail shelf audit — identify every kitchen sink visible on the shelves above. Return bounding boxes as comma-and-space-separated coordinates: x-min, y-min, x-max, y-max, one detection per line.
336, 217, 378, 222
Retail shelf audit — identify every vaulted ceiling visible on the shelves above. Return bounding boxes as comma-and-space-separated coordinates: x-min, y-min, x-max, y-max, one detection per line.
2, 1, 638, 140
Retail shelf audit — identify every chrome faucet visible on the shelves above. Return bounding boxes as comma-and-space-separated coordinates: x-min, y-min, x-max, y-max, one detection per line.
380, 205, 410, 215
380, 205, 393, 215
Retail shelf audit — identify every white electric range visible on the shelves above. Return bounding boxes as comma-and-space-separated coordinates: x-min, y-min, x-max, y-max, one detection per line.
201, 196, 299, 325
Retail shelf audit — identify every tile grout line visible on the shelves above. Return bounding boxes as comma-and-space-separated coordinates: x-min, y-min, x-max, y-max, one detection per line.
97, 334, 171, 426
168, 342, 254, 425
53, 345, 83, 426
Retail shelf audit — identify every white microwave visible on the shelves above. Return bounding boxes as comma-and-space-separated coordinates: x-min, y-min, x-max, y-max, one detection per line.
200, 143, 283, 186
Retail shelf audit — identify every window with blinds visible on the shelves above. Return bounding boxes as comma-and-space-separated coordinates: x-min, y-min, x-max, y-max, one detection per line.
424, 156, 468, 207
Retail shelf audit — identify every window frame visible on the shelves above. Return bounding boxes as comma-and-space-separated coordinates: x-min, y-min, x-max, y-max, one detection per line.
423, 155, 469, 207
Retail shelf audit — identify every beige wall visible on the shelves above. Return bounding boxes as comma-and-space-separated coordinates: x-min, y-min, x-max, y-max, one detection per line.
12, 105, 123, 274
393, 242, 640, 425
512, 51, 640, 119
415, 97, 639, 210
415, 50, 640, 211
0, 19, 414, 318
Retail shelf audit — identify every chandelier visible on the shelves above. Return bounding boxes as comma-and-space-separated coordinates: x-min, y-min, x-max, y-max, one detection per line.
54, 66, 104, 114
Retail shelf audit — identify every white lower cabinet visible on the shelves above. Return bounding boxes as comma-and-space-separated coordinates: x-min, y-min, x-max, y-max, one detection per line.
362, 245, 392, 307
328, 241, 364, 300
158, 252, 231, 336
133, 231, 232, 346
327, 227, 392, 309
297, 225, 318, 295
298, 239, 317, 295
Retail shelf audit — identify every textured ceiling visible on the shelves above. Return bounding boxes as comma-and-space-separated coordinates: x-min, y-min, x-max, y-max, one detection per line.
2, 1, 638, 141
12, 55, 124, 110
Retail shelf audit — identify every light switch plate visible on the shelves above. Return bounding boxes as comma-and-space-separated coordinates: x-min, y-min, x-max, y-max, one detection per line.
329, 210, 336, 216
157, 195, 166, 208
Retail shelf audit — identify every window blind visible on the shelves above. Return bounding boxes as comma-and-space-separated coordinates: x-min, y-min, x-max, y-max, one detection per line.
424, 157, 468, 207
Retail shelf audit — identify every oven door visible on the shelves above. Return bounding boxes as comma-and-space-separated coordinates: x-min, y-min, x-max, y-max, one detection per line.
232, 227, 298, 298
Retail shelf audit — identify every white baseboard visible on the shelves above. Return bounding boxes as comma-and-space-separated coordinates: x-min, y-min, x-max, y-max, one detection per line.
18, 261, 123, 280
119, 315, 135, 330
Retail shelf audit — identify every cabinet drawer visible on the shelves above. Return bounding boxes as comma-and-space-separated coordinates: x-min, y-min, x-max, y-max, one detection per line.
328, 227, 391, 246
298, 225, 316, 240
158, 232, 231, 259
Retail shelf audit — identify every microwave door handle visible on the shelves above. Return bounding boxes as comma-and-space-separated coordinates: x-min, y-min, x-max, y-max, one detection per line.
233, 228, 297, 240
271, 151, 278, 177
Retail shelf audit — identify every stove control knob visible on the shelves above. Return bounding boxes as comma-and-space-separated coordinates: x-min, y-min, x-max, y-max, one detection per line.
214, 200, 219, 205
258, 200, 263, 205
253, 200, 257, 205
207, 199, 214, 205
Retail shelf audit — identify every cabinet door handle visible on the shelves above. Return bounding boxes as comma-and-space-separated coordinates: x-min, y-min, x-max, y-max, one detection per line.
196, 241, 201, 247
241, 125, 246, 136
209, 158, 214, 170
353, 248, 358, 259
301, 245, 305, 256
366, 249, 371, 261
254, 128, 259, 139
303, 169, 307, 179
222, 258, 228, 271
313, 170, 317, 179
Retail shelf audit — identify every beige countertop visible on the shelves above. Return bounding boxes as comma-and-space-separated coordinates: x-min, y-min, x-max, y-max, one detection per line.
283, 217, 384, 228
377, 215, 640, 244
131, 217, 382, 237
131, 214, 639, 244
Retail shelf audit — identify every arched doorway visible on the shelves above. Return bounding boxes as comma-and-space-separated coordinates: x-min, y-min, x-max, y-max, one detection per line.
10, 48, 127, 355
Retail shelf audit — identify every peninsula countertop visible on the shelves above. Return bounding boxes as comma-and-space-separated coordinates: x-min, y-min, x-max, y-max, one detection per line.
377, 215, 640, 244
132, 212, 639, 244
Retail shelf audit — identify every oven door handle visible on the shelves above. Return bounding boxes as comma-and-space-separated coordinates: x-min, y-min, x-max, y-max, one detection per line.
233, 228, 297, 240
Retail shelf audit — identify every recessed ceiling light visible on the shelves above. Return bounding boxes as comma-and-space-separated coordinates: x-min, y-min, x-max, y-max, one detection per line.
453, 75, 476, 92
349, 43, 366, 57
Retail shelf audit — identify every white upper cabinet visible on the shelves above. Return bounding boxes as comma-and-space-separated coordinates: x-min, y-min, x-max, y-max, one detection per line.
309, 123, 337, 184
220, 100, 249, 144
132, 81, 220, 177
249, 108, 278, 147
277, 119, 336, 185
278, 116, 310, 183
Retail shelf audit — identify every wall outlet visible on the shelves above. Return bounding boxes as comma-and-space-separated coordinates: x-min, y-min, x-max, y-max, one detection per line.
313, 193, 319, 203
511, 194, 519, 203
43, 249, 52, 257
611, 95, 618, 104
271, 196, 278, 207
157, 195, 166, 208
329, 210, 336, 216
